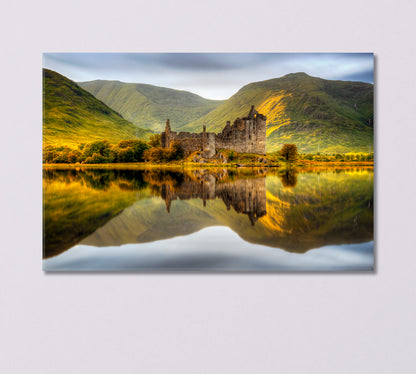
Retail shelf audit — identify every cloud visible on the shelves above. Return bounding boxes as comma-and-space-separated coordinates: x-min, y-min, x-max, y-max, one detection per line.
340, 68, 374, 83
43, 53, 374, 99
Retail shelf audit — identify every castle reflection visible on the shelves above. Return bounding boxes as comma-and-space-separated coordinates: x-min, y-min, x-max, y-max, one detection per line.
157, 173, 267, 225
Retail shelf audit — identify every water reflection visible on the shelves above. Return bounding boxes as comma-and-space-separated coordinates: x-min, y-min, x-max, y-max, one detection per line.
44, 227, 374, 272
154, 172, 266, 225
42, 168, 149, 258
43, 167, 374, 267
279, 167, 298, 188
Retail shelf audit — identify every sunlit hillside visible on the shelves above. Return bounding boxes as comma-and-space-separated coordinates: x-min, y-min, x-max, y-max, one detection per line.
43, 69, 152, 147
184, 73, 373, 153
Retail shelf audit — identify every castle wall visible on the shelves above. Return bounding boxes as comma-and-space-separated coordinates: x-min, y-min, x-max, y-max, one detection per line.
160, 106, 266, 157
169, 132, 203, 154
215, 116, 266, 154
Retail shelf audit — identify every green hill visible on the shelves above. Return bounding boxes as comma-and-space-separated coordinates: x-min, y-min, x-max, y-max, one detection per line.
43, 69, 151, 147
184, 73, 374, 153
78, 80, 224, 132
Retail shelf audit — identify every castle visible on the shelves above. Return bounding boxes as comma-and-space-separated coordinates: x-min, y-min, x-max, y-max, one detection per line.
160, 105, 266, 157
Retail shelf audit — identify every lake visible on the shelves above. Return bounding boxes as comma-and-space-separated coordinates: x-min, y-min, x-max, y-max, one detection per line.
42, 166, 374, 271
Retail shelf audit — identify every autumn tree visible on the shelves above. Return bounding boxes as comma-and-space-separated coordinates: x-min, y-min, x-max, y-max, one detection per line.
117, 139, 150, 162
143, 147, 170, 163
143, 141, 184, 163
280, 144, 298, 161
169, 141, 184, 160
148, 134, 161, 148
82, 140, 112, 162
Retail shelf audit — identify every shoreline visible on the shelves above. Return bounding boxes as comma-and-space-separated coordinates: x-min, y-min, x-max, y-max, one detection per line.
42, 161, 374, 169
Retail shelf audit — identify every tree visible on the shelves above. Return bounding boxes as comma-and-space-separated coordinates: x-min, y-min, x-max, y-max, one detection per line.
117, 139, 150, 162
118, 147, 135, 163
143, 147, 169, 163
43, 146, 57, 163
82, 140, 111, 160
143, 141, 184, 163
85, 152, 106, 164
169, 141, 184, 160
280, 144, 298, 161
148, 134, 161, 148
67, 150, 81, 163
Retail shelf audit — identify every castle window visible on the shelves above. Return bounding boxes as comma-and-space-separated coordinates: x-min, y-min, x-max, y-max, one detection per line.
249, 134, 251, 140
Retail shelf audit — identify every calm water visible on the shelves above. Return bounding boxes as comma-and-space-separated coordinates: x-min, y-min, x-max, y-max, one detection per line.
43, 167, 374, 271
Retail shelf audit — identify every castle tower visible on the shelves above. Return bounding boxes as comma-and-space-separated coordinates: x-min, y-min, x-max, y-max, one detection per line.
202, 125, 216, 158
161, 119, 171, 148
254, 109, 267, 154
247, 105, 258, 119
243, 106, 266, 154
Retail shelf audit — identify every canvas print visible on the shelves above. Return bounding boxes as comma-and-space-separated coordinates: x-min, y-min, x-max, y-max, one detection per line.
42, 53, 374, 271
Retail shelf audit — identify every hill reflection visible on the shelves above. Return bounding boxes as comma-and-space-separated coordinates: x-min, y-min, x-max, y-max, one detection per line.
43, 167, 373, 259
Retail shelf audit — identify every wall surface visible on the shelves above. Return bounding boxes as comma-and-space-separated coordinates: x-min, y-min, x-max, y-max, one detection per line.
1, 1, 416, 373
216, 116, 267, 154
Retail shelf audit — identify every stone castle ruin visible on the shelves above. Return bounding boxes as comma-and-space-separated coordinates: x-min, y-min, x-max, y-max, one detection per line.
160, 105, 266, 157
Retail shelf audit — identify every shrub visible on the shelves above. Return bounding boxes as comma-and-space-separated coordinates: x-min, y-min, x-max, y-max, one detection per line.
143, 141, 184, 163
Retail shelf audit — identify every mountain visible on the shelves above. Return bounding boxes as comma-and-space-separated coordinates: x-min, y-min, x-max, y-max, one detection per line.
79, 73, 373, 153
183, 73, 373, 153
43, 69, 151, 147
78, 80, 224, 132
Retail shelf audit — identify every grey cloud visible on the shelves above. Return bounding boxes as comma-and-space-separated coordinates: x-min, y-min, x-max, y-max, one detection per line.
43, 53, 374, 99
339, 68, 374, 83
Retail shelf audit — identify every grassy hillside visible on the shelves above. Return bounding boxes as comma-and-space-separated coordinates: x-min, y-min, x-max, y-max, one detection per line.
78, 80, 224, 132
43, 69, 152, 147
184, 73, 374, 153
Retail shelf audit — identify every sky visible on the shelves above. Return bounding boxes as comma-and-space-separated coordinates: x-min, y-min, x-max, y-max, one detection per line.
43, 53, 374, 100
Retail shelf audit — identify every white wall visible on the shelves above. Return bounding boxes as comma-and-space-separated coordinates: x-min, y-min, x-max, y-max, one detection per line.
1, 0, 415, 373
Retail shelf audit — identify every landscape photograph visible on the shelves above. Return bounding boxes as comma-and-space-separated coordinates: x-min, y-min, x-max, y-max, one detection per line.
42, 53, 374, 271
